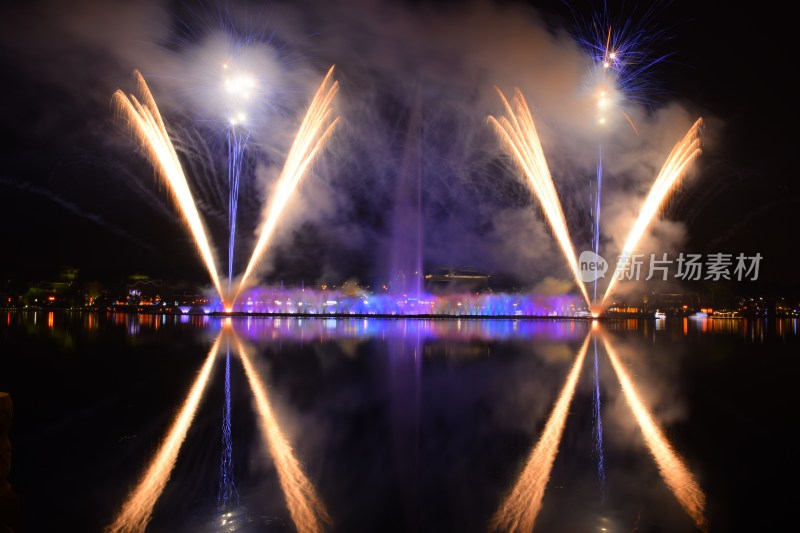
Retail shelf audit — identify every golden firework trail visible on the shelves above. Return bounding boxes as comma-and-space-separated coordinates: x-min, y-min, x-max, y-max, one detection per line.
489, 89, 591, 306
600, 119, 702, 306
490, 334, 591, 532
601, 334, 707, 531
106, 334, 222, 533
232, 332, 331, 533
234, 67, 340, 306
113, 71, 225, 301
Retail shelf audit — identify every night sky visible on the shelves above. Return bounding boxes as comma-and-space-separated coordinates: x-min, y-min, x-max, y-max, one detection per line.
0, 0, 796, 297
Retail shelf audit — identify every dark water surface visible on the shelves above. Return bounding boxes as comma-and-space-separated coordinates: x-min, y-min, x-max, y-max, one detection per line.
1, 311, 798, 532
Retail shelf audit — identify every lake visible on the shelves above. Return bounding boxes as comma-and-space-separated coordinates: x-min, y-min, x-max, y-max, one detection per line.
1, 311, 798, 532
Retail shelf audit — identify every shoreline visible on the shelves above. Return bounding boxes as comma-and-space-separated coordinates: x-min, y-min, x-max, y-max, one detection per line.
2, 307, 659, 320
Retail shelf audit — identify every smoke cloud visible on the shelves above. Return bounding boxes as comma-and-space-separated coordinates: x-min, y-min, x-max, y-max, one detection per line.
0, 0, 705, 292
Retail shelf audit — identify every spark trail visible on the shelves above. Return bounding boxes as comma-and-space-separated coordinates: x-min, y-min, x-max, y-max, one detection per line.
591, 337, 606, 500
490, 334, 590, 532
601, 118, 703, 306
489, 89, 591, 307
221, 64, 257, 296
113, 71, 225, 301
601, 334, 707, 531
575, 9, 673, 304
106, 334, 222, 533
591, 31, 612, 304
232, 332, 331, 533
227, 128, 250, 294
574, 6, 673, 111
593, 143, 603, 302
234, 67, 340, 306
218, 343, 239, 509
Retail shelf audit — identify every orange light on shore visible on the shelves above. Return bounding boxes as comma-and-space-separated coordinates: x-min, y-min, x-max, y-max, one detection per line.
106, 334, 222, 533
491, 334, 591, 532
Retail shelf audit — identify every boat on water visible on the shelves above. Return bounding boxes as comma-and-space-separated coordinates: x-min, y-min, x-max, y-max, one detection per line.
709, 311, 742, 319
